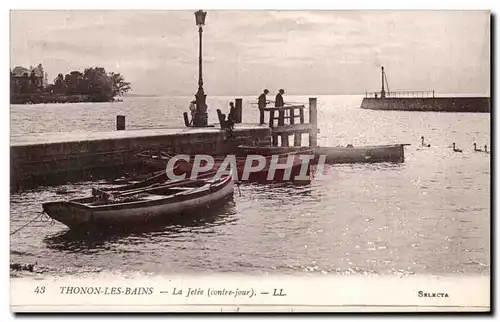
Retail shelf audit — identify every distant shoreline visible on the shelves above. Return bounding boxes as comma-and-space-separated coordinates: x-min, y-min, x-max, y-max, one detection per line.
124, 94, 159, 98
10, 94, 124, 105
10, 93, 492, 105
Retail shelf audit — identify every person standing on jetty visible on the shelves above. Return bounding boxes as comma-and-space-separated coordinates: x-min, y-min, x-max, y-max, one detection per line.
275, 89, 285, 107
220, 102, 235, 139
258, 89, 270, 124
189, 100, 196, 125
228, 102, 236, 126
275, 89, 287, 118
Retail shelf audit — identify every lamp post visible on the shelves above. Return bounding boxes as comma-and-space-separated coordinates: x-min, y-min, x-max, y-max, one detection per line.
193, 10, 208, 127
380, 66, 386, 99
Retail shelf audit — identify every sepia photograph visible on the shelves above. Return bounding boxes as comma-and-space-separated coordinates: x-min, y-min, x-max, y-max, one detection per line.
8, 7, 491, 313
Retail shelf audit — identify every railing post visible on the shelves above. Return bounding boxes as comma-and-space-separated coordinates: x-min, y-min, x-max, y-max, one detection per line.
272, 134, 278, 146
294, 133, 302, 146
290, 108, 295, 125
281, 134, 289, 147
309, 97, 318, 147
268, 108, 278, 145
268, 110, 275, 128
116, 115, 125, 130
278, 109, 285, 126
235, 98, 243, 123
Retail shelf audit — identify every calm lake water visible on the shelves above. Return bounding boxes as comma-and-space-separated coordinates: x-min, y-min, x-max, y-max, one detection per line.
9, 95, 491, 277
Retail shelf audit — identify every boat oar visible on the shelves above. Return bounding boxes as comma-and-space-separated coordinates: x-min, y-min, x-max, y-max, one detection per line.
92, 187, 113, 201
111, 178, 208, 199
92, 179, 182, 200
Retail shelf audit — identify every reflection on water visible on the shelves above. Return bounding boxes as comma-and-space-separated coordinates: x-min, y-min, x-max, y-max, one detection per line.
10, 95, 490, 277
43, 201, 238, 254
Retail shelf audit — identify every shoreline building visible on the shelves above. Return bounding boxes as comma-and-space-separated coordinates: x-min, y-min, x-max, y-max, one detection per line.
10, 63, 47, 93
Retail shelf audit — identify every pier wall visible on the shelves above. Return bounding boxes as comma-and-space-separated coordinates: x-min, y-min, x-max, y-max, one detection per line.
11, 127, 271, 189
360, 97, 490, 113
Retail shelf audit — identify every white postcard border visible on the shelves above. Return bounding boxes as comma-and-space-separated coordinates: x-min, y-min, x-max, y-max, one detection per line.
4, 0, 498, 319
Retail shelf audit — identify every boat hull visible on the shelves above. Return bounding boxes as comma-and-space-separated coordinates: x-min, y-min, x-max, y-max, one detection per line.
43, 177, 234, 231
136, 150, 313, 183
236, 145, 405, 164
315, 144, 405, 164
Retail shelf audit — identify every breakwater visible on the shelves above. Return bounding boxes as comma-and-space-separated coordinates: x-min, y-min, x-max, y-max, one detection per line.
10, 125, 271, 190
360, 97, 490, 113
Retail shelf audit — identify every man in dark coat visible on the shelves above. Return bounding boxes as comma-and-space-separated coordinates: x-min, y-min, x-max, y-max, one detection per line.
228, 102, 236, 125
257, 89, 269, 124
275, 89, 285, 107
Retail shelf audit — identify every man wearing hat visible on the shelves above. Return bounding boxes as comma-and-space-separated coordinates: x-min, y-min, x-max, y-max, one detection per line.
275, 89, 285, 108
257, 89, 270, 125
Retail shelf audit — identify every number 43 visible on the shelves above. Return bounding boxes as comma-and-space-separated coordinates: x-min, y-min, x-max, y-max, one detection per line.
34, 286, 45, 294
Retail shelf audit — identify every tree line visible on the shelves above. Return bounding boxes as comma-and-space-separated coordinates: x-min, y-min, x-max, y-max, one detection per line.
10, 66, 131, 103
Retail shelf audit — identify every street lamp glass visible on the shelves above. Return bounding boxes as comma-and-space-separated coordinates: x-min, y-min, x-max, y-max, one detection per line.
194, 10, 207, 26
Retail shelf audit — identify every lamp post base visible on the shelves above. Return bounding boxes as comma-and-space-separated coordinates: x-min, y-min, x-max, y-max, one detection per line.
192, 113, 208, 127
193, 89, 208, 127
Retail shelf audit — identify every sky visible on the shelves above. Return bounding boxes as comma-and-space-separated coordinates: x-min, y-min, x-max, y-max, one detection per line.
10, 10, 490, 96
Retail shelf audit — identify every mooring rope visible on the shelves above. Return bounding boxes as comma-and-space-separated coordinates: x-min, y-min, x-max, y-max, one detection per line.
10, 211, 54, 235
235, 181, 242, 197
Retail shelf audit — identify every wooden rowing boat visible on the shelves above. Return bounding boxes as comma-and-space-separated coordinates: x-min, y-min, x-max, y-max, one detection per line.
315, 144, 405, 164
135, 148, 314, 183
235, 145, 313, 156
236, 144, 405, 164
42, 175, 234, 231
135, 151, 190, 173
234, 145, 314, 182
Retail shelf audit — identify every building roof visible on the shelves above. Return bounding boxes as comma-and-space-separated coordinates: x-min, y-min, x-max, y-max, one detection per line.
11, 65, 44, 78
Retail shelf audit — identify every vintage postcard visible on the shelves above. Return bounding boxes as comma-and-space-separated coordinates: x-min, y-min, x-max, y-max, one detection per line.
9, 8, 491, 313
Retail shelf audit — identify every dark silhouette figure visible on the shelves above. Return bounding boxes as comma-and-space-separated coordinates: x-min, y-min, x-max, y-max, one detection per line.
217, 105, 235, 139
258, 89, 269, 124
226, 102, 236, 135
225, 112, 234, 138
188, 100, 196, 126
228, 102, 236, 124
275, 89, 285, 107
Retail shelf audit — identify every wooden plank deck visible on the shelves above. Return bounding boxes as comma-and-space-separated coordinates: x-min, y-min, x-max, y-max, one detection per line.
11, 123, 269, 147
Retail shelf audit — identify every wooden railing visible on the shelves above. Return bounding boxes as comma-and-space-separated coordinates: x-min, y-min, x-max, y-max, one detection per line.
365, 90, 435, 99
263, 104, 306, 128
261, 99, 318, 147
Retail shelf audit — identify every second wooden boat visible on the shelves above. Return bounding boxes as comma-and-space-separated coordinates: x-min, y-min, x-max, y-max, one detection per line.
315, 144, 405, 164
236, 144, 405, 164
135, 148, 314, 183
